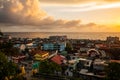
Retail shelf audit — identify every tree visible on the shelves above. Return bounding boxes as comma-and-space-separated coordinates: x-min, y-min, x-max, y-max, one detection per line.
105, 48, 120, 60
65, 42, 73, 53
39, 60, 62, 74
0, 30, 3, 36
0, 42, 19, 56
0, 52, 19, 80
105, 62, 120, 80
0, 52, 8, 79
3, 61, 18, 78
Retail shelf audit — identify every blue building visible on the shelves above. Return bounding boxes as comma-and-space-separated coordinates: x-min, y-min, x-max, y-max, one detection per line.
42, 42, 66, 51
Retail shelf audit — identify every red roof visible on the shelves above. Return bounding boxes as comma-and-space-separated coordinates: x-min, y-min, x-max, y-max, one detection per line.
51, 55, 65, 65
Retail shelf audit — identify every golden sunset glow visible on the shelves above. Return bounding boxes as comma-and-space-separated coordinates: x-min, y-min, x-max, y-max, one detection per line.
0, 0, 120, 32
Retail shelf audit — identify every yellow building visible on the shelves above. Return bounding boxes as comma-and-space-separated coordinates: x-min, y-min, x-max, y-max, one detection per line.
34, 51, 49, 60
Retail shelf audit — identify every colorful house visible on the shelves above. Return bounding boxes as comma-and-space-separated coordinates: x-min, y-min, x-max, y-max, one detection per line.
34, 51, 49, 60
51, 54, 65, 65
42, 42, 66, 51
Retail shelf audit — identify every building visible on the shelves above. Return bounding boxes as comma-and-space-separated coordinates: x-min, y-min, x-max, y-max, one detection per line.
95, 43, 107, 49
34, 51, 49, 60
49, 35, 67, 41
12, 55, 26, 63
42, 42, 66, 51
51, 54, 65, 65
106, 36, 119, 43
0, 30, 12, 42
93, 59, 107, 71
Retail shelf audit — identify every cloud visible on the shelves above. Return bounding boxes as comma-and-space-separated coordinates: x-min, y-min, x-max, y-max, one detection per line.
60, 2, 120, 12
40, 0, 90, 4
104, 0, 120, 2
0, 0, 103, 32
40, 0, 120, 4
0, 0, 84, 29
0, 0, 46, 24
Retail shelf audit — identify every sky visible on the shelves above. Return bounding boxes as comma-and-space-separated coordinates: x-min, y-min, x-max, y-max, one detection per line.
0, 0, 120, 32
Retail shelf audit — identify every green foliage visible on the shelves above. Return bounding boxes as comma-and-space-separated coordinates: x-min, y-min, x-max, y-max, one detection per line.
0, 42, 19, 56
12, 75, 26, 80
0, 30, 3, 36
39, 60, 62, 74
0, 52, 8, 74
105, 48, 120, 60
105, 62, 120, 80
0, 52, 18, 80
68, 77, 83, 80
4, 61, 18, 77
65, 42, 73, 53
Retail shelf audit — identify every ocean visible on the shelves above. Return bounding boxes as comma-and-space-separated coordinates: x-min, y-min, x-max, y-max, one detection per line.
4, 32, 120, 40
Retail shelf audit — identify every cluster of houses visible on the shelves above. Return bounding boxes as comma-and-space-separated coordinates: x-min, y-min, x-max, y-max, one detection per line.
0, 31, 120, 80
